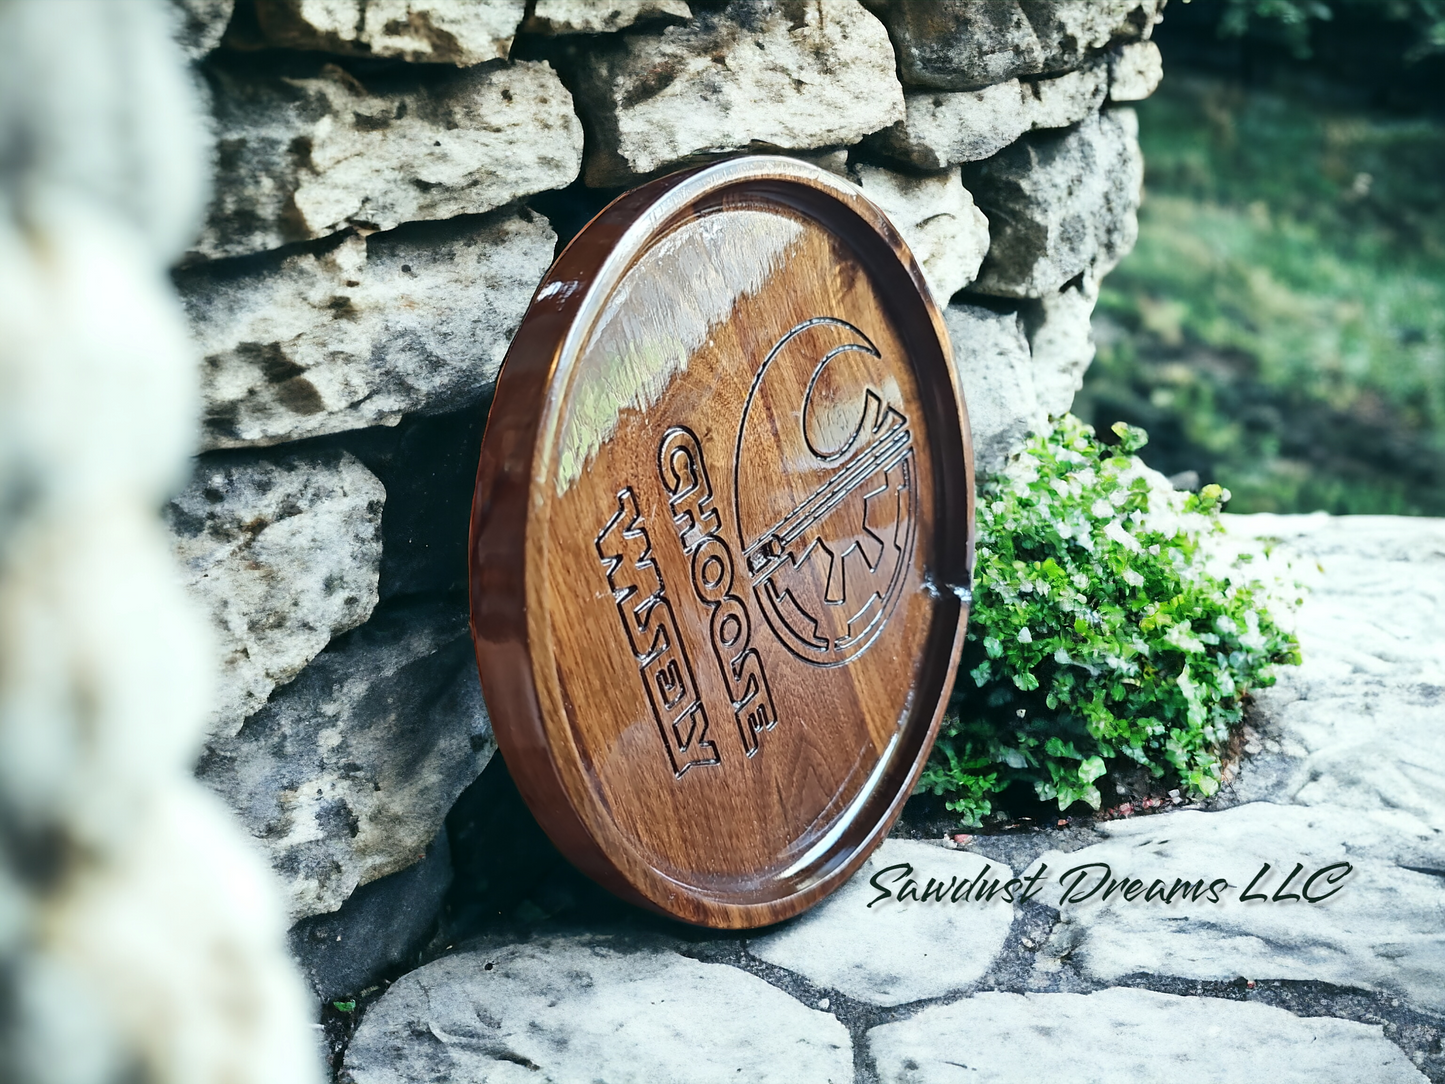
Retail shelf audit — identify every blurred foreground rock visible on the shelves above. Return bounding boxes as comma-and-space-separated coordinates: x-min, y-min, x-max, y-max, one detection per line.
0, 3, 321, 1083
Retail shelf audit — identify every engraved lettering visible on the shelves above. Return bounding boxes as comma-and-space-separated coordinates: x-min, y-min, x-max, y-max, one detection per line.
659, 427, 780, 758
596, 488, 719, 777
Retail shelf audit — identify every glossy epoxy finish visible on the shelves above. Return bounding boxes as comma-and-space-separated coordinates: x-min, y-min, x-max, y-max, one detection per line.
469, 157, 975, 928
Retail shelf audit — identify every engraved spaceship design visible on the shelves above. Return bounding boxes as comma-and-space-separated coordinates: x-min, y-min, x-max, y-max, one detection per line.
735, 318, 917, 667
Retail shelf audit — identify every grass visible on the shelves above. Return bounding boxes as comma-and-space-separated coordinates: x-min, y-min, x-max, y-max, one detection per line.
1076, 70, 1445, 515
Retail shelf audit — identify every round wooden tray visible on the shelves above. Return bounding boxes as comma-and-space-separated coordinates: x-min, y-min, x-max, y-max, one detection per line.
469, 156, 975, 928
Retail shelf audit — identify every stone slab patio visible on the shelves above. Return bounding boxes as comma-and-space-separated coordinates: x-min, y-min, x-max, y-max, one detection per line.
338, 514, 1445, 1083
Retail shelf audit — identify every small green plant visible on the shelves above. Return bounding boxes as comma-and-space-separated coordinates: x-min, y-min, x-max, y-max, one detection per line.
918, 415, 1301, 827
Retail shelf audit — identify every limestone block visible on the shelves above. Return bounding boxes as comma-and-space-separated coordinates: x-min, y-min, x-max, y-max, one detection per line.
948, 275, 1099, 473
196, 61, 581, 259
570, 0, 903, 186
197, 599, 494, 921
342, 937, 854, 1082
965, 108, 1142, 299
944, 302, 1041, 473
871, 60, 1107, 171
863, 0, 1166, 90
749, 839, 1014, 1006
166, 450, 384, 737
868, 988, 1428, 1083
1110, 39, 1163, 101
251, 0, 525, 65
850, 164, 989, 304
1035, 803, 1445, 1014
527, 0, 691, 35
1024, 273, 1099, 417
178, 208, 555, 449
171, 0, 234, 59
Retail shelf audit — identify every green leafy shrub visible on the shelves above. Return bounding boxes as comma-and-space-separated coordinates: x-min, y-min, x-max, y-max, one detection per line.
919, 415, 1301, 827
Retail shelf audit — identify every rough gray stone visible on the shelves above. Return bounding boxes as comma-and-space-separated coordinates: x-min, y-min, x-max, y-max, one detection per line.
196, 60, 581, 259
800, 147, 851, 176
863, 0, 1165, 90
197, 598, 494, 921
570, 0, 903, 186
341, 936, 854, 1083
944, 302, 1041, 472
527, 0, 690, 35
170, 0, 234, 59
871, 59, 1107, 171
167, 449, 384, 737
1110, 39, 1163, 101
1033, 803, 1445, 1014
965, 107, 1142, 298
749, 840, 1014, 1006
178, 208, 555, 449
850, 164, 990, 304
868, 987, 1428, 1083
250, 0, 525, 65
288, 828, 451, 1003
1022, 273, 1099, 417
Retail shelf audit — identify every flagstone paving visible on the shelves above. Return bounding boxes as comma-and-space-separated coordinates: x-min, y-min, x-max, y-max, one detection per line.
868, 987, 1428, 1084
342, 936, 853, 1084
1035, 802, 1445, 1012
748, 841, 1016, 1007
340, 515, 1445, 1083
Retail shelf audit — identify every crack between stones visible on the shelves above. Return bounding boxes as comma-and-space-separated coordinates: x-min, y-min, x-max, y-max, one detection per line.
683, 900, 1445, 1084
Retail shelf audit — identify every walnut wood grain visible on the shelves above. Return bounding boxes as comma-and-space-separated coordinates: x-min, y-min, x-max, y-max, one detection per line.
469, 156, 975, 929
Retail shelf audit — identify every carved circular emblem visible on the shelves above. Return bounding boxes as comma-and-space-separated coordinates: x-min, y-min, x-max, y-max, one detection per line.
737, 317, 917, 668
470, 157, 974, 929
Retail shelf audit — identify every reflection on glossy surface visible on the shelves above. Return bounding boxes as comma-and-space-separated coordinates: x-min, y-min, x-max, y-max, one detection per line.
554, 210, 804, 494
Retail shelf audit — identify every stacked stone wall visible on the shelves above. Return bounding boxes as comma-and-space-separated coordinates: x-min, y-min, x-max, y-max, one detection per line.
169, 0, 1165, 1007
